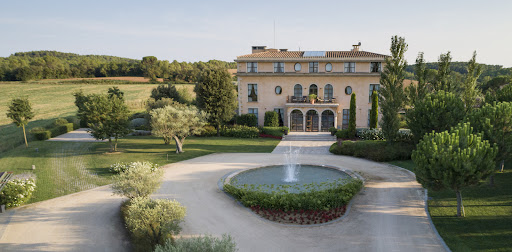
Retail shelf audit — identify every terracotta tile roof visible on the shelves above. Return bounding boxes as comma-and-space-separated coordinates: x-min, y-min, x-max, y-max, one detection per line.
237, 50, 387, 59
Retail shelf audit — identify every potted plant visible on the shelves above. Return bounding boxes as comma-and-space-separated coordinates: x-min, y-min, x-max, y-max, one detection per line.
328, 127, 337, 136
308, 94, 317, 104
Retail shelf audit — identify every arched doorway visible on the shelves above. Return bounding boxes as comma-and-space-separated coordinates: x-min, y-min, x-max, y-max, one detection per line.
290, 110, 304, 132
321, 110, 335, 132
306, 110, 319, 132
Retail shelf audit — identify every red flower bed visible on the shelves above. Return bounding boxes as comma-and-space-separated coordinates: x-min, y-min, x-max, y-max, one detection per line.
249, 205, 347, 225
259, 133, 282, 139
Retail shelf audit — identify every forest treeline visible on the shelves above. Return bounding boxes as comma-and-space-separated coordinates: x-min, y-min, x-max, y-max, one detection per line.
0, 51, 236, 82
404, 61, 512, 84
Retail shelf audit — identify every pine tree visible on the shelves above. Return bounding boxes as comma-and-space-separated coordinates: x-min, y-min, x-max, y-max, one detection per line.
461, 51, 483, 112
370, 91, 378, 129
195, 68, 237, 136
348, 93, 356, 138
466, 102, 512, 173
380, 36, 407, 142
406, 91, 465, 142
412, 122, 497, 217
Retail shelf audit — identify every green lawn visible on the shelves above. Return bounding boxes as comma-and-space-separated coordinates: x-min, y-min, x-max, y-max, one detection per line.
0, 82, 195, 153
389, 160, 512, 252
0, 136, 280, 204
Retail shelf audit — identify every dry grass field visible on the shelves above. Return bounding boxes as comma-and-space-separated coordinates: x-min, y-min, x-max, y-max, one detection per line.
0, 80, 195, 152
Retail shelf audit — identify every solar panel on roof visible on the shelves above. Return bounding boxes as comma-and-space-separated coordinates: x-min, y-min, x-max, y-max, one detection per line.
303, 51, 326, 57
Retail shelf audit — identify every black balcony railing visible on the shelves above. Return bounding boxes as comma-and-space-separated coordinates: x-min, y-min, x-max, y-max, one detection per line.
287, 96, 338, 104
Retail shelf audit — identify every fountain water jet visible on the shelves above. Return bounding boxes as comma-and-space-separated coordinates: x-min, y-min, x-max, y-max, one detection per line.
283, 143, 301, 182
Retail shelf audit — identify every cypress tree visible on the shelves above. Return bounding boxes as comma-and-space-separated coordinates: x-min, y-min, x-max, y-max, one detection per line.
348, 93, 356, 138
380, 36, 407, 142
461, 51, 483, 112
370, 91, 378, 129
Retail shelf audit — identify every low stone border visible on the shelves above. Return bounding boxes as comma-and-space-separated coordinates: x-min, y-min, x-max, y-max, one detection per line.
218, 163, 365, 227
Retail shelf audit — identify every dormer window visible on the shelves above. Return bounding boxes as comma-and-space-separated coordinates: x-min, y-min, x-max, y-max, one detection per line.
370, 62, 382, 73
274, 62, 284, 73
247, 62, 258, 73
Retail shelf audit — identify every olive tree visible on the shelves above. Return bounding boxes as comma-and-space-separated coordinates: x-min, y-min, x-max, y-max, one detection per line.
112, 162, 164, 199
412, 123, 497, 217
466, 102, 512, 173
6, 97, 34, 147
150, 105, 207, 153
125, 197, 186, 249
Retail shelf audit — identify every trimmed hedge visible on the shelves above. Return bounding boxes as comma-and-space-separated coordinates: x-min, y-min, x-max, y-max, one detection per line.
197, 125, 217, 137
31, 122, 74, 140
221, 125, 259, 138
224, 179, 363, 211
329, 140, 414, 162
260, 127, 287, 137
236, 114, 257, 127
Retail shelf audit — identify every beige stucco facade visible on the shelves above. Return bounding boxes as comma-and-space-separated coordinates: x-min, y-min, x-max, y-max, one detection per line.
235, 47, 386, 132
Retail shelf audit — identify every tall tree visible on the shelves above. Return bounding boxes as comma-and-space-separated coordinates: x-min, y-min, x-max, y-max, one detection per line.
150, 105, 207, 153
348, 93, 357, 137
83, 94, 131, 152
195, 68, 237, 136
412, 122, 497, 217
141, 56, 159, 81
6, 97, 34, 147
461, 51, 483, 112
433, 52, 453, 92
380, 36, 408, 142
466, 102, 512, 173
370, 91, 378, 129
406, 91, 466, 142
406, 52, 429, 106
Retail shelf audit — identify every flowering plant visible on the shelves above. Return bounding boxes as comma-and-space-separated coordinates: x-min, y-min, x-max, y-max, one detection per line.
109, 161, 159, 174
0, 179, 36, 208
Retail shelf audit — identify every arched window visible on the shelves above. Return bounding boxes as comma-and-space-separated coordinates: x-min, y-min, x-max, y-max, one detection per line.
294, 84, 302, 97
324, 84, 333, 100
309, 84, 318, 96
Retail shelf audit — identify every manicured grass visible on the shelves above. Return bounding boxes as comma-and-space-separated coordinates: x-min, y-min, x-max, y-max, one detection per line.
0, 82, 195, 153
389, 160, 512, 252
0, 135, 280, 204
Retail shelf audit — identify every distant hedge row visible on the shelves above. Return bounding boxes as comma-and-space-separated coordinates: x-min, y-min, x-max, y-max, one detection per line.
30, 118, 77, 140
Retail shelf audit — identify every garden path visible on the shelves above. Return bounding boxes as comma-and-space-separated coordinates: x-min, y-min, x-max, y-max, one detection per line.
47, 128, 107, 142
0, 153, 448, 251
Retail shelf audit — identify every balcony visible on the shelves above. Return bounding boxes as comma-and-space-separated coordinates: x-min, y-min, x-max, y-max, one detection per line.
285, 96, 339, 109
286, 95, 338, 104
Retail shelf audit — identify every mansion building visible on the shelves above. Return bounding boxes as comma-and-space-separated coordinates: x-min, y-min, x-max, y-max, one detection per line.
235, 44, 386, 132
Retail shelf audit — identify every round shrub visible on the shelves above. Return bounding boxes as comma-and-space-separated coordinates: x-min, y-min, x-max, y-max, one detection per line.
125, 197, 186, 249
112, 162, 163, 199
109, 161, 159, 174
130, 118, 147, 129
0, 179, 36, 208
155, 234, 237, 252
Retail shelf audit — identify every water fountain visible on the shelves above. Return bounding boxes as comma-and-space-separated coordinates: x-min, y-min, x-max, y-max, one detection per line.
283, 143, 300, 182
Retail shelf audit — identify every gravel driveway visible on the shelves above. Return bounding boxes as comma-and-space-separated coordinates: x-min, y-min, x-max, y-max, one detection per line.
0, 152, 447, 252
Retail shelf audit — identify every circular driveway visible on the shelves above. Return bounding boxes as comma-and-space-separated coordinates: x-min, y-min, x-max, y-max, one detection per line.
0, 152, 447, 251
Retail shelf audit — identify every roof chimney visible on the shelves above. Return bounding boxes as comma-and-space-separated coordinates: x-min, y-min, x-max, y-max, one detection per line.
352, 42, 361, 52
252, 46, 267, 54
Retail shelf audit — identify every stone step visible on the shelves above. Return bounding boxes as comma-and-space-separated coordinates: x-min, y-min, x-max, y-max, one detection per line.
283, 135, 336, 141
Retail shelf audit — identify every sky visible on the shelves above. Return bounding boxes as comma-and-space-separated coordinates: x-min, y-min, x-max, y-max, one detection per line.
1, 0, 511, 67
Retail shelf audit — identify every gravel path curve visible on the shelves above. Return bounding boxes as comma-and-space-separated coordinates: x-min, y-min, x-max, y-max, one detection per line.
0, 152, 447, 251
